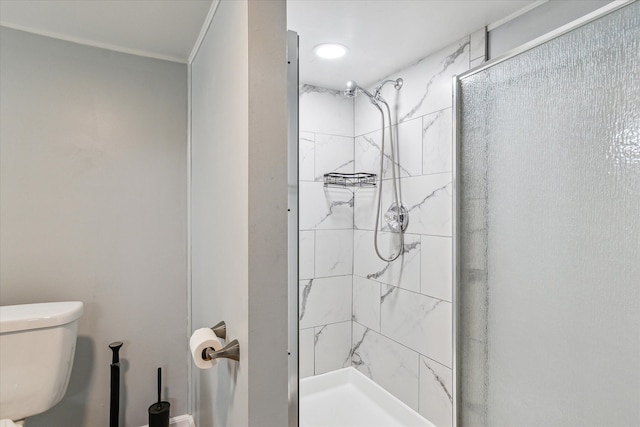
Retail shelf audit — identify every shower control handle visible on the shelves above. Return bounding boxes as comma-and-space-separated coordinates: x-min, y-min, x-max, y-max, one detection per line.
385, 202, 409, 233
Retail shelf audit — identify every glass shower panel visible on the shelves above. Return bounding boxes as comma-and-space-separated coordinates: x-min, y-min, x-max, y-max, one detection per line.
457, 3, 639, 426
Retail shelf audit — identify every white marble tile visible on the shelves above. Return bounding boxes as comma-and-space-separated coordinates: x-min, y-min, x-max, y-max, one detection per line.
355, 94, 384, 138
353, 177, 404, 234
300, 182, 353, 230
380, 286, 452, 367
353, 185, 379, 231
396, 118, 423, 178
423, 109, 453, 175
315, 134, 354, 181
300, 84, 354, 137
355, 37, 470, 136
399, 173, 453, 236
315, 229, 353, 277
314, 321, 352, 375
299, 230, 315, 280
469, 27, 486, 61
419, 356, 453, 427
351, 322, 420, 410
354, 120, 422, 181
352, 275, 381, 332
354, 129, 383, 177
299, 276, 352, 329
300, 327, 315, 379
421, 235, 452, 302
356, 173, 452, 236
299, 131, 315, 182
354, 230, 421, 293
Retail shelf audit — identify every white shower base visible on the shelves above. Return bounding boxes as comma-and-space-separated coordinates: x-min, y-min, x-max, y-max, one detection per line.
300, 367, 434, 427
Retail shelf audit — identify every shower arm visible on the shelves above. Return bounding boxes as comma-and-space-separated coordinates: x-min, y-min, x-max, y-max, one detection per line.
373, 78, 403, 100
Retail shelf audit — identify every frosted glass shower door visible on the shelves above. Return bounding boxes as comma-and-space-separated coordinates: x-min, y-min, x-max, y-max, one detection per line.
456, 3, 639, 426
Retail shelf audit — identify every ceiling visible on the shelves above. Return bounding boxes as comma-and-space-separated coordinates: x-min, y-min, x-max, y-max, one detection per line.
1, 0, 537, 87
288, 0, 537, 89
0, 0, 212, 62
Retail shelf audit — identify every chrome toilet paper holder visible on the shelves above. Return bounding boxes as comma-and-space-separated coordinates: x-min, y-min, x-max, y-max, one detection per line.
203, 321, 240, 362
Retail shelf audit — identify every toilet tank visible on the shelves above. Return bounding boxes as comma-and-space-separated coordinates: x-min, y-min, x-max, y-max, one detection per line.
0, 301, 83, 421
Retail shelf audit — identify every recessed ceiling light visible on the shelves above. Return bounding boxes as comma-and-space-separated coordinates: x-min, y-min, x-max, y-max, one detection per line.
314, 43, 348, 59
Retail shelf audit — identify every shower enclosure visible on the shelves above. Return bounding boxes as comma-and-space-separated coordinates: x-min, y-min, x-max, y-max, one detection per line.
293, 26, 480, 427
455, 2, 640, 426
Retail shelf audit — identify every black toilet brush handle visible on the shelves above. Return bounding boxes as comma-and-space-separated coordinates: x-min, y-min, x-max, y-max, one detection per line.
157, 367, 162, 404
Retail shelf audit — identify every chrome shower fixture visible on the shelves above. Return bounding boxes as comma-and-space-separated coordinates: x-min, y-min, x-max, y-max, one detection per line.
373, 78, 403, 98
343, 80, 357, 97
344, 80, 377, 103
343, 76, 407, 262
343, 78, 403, 104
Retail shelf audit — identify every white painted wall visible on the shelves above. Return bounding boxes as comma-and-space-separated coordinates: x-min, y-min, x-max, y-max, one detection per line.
190, 1, 249, 423
247, 2, 288, 425
0, 28, 188, 426
190, 0, 288, 425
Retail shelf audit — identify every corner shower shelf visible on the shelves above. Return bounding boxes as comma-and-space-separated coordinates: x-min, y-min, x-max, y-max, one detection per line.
323, 172, 377, 188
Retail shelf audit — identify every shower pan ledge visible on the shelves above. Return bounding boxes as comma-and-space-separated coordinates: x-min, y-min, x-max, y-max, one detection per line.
300, 367, 434, 427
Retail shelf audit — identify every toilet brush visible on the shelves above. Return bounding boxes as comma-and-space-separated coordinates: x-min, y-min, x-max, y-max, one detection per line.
148, 367, 170, 427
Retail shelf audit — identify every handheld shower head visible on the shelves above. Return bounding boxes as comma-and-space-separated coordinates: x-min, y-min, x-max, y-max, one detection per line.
344, 80, 378, 105
344, 80, 358, 98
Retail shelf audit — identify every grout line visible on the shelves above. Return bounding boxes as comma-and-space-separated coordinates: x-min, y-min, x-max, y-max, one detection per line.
378, 281, 382, 332
356, 272, 453, 304
421, 114, 426, 176
303, 319, 353, 329
419, 234, 423, 296
313, 326, 317, 375
417, 350, 421, 414
420, 353, 453, 371
379, 171, 453, 181
312, 132, 316, 186
298, 273, 353, 282
354, 106, 453, 139
312, 230, 316, 278
301, 130, 355, 139
353, 228, 453, 239
353, 319, 453, 371
351, 274, 354, 367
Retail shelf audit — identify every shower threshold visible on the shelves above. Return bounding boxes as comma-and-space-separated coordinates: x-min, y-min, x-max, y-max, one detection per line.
300, 367, 434, 427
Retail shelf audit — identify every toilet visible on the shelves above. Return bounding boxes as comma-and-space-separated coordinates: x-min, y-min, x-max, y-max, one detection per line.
0, 301, 83, 425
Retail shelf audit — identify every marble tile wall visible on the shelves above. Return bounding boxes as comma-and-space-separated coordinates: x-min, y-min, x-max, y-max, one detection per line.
298, 29, 486, 427
298, 84, 355, 379
349, 31, 486, 427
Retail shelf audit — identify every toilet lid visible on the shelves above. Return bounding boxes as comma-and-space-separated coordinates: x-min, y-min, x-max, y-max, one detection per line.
0, 301, 83, 333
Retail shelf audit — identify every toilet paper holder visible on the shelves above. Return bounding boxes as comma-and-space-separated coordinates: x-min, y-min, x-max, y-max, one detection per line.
210, 320, 227, 340
203, 321, 240, 362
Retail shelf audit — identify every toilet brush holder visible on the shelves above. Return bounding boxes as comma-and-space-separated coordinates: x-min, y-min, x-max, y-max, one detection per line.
148, 367, 170, 427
